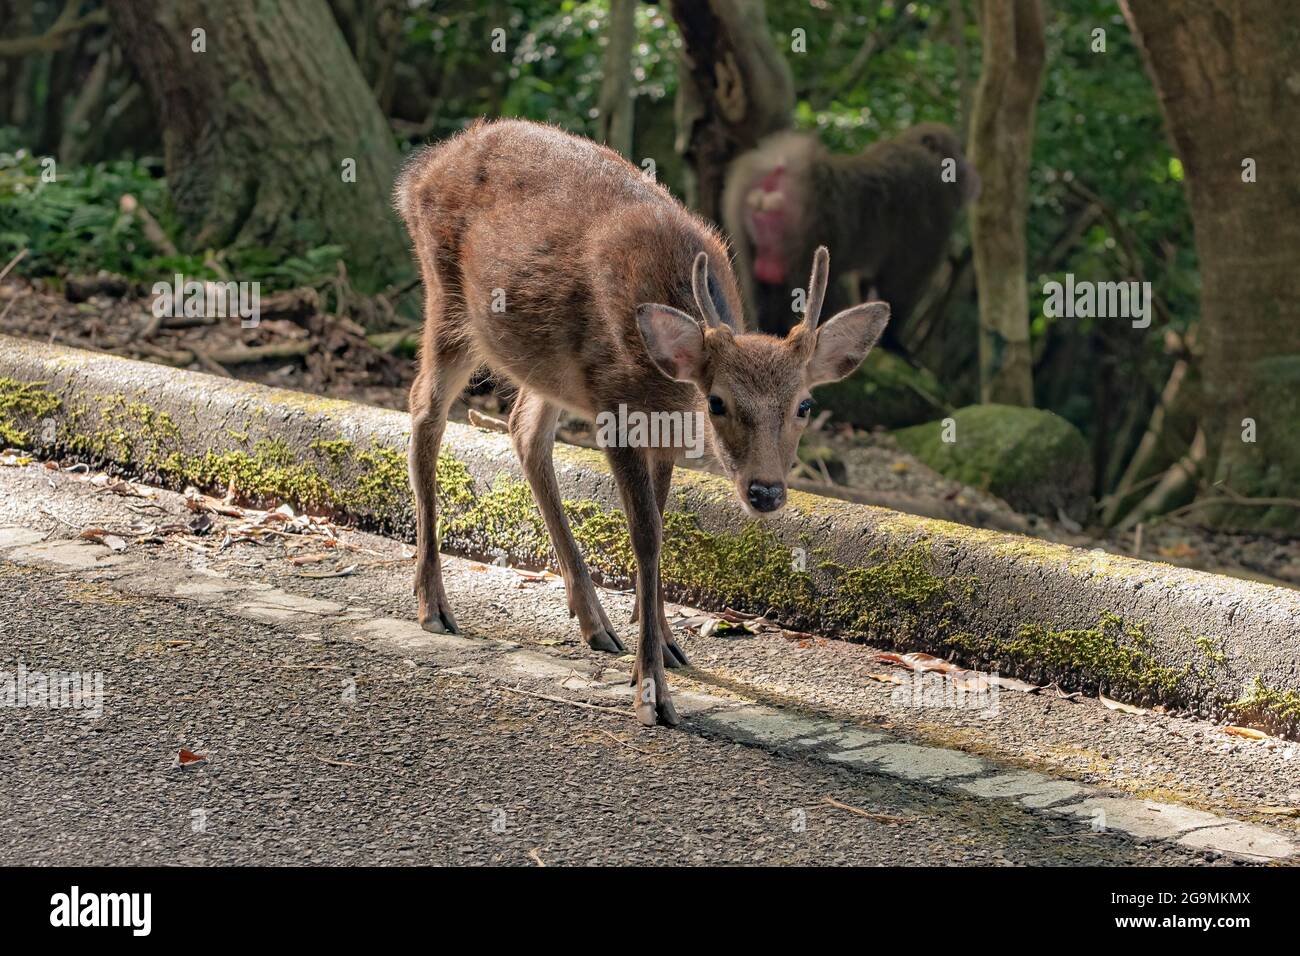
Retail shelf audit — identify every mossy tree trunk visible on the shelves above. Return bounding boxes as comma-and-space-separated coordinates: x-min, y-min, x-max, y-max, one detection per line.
1121, 0, 1300, 531
967, 0, 1044, 407
106, 0, 408, 290
668, 0, 794, 222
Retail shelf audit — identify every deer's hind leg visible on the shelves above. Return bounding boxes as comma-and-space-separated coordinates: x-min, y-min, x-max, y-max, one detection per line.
409, 289, 475, 634
510, 387, 624, 654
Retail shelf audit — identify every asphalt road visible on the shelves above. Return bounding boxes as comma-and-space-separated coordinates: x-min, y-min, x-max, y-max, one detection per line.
3, 561, 1214, 867
0, 462, 1290, 866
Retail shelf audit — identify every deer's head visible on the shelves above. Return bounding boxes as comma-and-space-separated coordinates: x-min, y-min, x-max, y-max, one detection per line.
637, 247, 889, 516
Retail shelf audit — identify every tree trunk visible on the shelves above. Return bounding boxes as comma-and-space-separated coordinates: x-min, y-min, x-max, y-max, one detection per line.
106, 0, 407, 290
1121, 0, 1300, 532
596, 0, 637, 157
968, 0, 1044, 407
669, 0, 794, 221
327, 0, 403, 114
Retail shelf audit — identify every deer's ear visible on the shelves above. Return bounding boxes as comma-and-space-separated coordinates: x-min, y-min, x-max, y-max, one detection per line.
636, 303, 706, 384
805, 301, 890, 386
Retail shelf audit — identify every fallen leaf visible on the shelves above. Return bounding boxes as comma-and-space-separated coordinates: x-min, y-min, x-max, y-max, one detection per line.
673, 614, 714, 632
105, 479, 149, 498
79, 528, 127, 551
719, 607, 759, 623
289, 553, 332, 566
1223, 725, 1268, 740
865, 672, 909, 685
174, 748, 207, 768
874, 651, 959, 674
1099, 694, 1148, 715
700, 618, 753, 638
511, 568, 557, 581
874, 650, 1042, 694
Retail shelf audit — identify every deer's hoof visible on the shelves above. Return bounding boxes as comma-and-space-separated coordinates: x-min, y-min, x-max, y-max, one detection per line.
419, 607, 459, 634
586, 628, 626, 654
632, 672, 680, 727
662, 638, 689, 669
634, 692, 680, 727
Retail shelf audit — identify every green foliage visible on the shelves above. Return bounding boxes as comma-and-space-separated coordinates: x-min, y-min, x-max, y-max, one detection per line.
400, 1, 679, 140
0, 145, 184, 279
0, 141, 347, 292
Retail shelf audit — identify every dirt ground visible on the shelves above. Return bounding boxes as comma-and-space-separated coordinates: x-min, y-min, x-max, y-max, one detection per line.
2, 274, 1296, 590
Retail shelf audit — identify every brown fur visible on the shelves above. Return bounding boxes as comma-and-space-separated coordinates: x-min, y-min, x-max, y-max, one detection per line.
395, 119, 889, 727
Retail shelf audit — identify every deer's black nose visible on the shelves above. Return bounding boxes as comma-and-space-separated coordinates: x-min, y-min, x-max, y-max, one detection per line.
747, 480, 786, 513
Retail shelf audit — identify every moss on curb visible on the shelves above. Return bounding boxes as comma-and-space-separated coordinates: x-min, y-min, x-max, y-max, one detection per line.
1230, 679, 1300, 737
0, 378, 61, 446
945, 612, 1195, 703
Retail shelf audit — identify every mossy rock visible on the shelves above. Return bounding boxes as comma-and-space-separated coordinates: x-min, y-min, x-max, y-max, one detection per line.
813, 349, 948, 429
893, 404, 1093, 521
1203, 355, 1300, 533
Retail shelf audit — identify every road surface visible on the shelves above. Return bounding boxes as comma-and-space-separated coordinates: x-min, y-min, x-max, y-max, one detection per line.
0, 460, 1294, 865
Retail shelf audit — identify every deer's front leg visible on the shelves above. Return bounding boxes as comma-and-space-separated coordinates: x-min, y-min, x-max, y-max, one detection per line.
607, 447, 679, 727
636, 454, 688, 667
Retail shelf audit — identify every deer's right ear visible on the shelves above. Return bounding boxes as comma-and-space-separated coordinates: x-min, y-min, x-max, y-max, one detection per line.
636, 304, 706, 384
805, 301, 890, 386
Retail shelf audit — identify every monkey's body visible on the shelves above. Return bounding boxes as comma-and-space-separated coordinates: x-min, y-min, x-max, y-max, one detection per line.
723, 123, 975, 345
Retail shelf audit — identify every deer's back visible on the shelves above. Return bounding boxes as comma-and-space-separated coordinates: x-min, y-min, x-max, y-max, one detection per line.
397, 120, 741, 417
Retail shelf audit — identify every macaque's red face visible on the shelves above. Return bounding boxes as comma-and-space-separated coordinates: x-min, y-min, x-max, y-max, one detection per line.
744, 163, 790, 284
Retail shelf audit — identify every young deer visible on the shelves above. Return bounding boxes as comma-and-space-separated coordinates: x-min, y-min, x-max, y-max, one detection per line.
395, 119, 889, 727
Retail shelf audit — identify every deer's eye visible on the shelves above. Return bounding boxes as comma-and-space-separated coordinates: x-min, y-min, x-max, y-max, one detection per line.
797, 398, 814, 419
707, 394, 726, 416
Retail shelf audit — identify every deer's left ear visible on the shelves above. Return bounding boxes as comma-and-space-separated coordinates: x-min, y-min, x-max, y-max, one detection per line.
636, 303, 707, 384
805, 302, 890, 386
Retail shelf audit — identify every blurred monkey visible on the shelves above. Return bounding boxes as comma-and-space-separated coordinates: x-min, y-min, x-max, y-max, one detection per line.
723, 123, 978, 348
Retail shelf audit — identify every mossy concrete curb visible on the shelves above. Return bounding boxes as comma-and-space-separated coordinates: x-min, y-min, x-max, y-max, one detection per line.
3, 335, 1298, 734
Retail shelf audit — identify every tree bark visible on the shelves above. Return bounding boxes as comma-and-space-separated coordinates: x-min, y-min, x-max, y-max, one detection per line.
106, 0, 408, 290
596, 0, 637, 157
1121, 0, 1300, 532
968, 0, 1044, 407
669, 0, 794, 221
